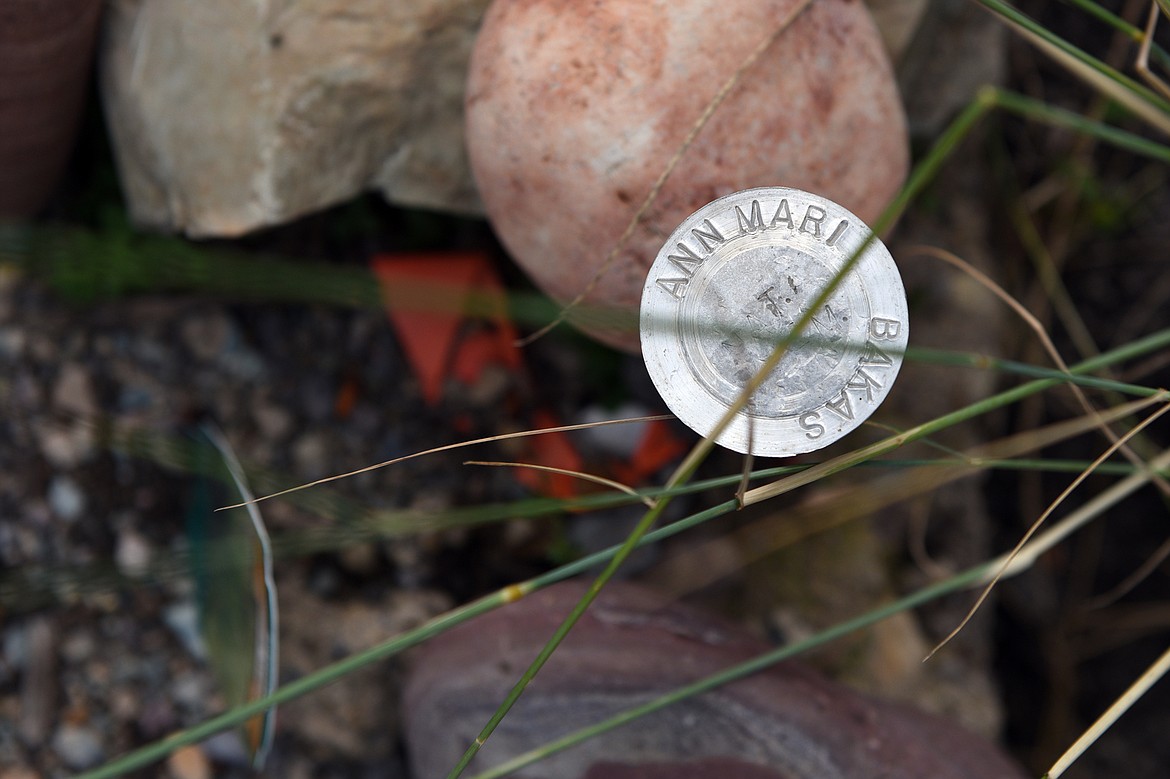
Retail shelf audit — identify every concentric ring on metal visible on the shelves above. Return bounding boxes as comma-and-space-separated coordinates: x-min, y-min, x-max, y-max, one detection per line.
640, 187, 908, 456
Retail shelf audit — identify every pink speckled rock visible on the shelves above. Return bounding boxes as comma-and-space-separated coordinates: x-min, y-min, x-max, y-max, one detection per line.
466, 0, 909, 351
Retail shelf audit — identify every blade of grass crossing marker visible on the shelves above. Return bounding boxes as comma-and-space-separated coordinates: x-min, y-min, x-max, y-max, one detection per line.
445, 85, 1019, 777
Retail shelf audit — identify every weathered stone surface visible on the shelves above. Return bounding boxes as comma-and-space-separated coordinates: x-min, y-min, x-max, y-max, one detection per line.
0, 0, 103, 218
466, 0, 909, 352
403, 579, 1028, 778
99, 0, 489, 238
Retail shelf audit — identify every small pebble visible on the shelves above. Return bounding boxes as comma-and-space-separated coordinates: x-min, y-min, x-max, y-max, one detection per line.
252, 395, 293, 440
0, 325, 26, 358
109, 686, 140, 722
51, 362, 98, 418
2, 626, 26, 673
202, 730, 251, 767
35, 420, 96, 468
115, 528, 152, 578
170, 671, 211, 712
166, 744, 212, 779
576, 402, 650, 456
292, 431, 330, 481
51, 723, 104, 770
137, 694, 178, 738
338, 542, 381, 577
117, 384, 156, 413
180, 312, 231, 362
47, 475, 86, 523
163, 601, 206, 660
60, 629, 97, 663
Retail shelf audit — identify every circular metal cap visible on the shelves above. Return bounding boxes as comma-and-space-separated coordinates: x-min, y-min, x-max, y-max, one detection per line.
640, 187, 908, 456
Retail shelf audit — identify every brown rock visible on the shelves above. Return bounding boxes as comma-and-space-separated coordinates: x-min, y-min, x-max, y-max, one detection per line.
403, 579, 1027, 778
99, 0, 490, 237
0, 0, 103, 217
465, 0, 909, 351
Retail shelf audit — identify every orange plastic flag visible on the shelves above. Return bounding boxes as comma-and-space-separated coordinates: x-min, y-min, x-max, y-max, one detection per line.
372, 253, 520, 406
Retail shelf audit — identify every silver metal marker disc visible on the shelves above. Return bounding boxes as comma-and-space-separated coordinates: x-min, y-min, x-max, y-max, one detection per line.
640, 187, 908, 456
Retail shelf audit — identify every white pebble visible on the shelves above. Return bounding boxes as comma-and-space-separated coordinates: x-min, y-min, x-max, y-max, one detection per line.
47, 475, 86, 523
52, 723, 104, 770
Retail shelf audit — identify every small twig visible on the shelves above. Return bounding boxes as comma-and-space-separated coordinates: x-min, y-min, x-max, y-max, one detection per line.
465, 460, 656, 509
217, 415, 671, 511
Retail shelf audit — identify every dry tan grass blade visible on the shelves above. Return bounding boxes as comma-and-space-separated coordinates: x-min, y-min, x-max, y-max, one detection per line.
909, 244, 1170, 502
1046, 641, 1170, 777
464, 461, 656, 509
994, 7, 1170, 135
926, 396, 1170, 661
652, 395, 1169, 598
216, 415, 671, 511
1137, 2, 1170, 101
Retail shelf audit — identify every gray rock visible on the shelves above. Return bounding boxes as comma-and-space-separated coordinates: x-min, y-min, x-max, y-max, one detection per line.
47, 475, 86, 523
163, 600, 206, 660
114, 526, 152, 578
51, 724, 104, 770
51, 362, 98, 418
100, 0, 490, 238
35, 420, 96, 468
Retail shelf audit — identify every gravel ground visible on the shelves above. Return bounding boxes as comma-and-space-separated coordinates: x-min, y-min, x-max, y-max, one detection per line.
0, 263, 635, 778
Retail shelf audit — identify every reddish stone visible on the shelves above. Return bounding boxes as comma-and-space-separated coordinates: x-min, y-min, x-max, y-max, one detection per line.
0, 0, 103, 217
466, 0, 909, 351
403, 579, 1027, 778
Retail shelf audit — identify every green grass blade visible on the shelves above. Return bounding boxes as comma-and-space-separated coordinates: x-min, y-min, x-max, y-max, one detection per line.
1062, 0, 1170, 71
472, 569, 991, 778
976, 0, 1170, 132
988, 87, 1170, 162
475, 445, 1170, 778
74, 331, 1169, 778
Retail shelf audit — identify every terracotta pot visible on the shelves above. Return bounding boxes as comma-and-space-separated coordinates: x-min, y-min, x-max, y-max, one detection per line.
0, 0, 103, 217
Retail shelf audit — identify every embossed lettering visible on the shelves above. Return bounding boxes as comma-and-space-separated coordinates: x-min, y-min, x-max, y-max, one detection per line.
826, 219, 850, 247
800, 412, 825, 439
770, 199, 794, 230
736, 200, 765, 235
824, 390, 854, 420
846, 368, 882, 401
691, 219, 725, 252
757, 286, 781, 317
656, 277, 689, 300
810, 304, 840, 333
799, 205, 826, 237
667, 243, 704, 277
869, 317, 902, 340
859, 342, 893, 366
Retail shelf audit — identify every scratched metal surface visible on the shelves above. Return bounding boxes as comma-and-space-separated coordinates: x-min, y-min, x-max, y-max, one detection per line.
640, 187, 908, 456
